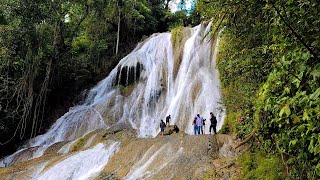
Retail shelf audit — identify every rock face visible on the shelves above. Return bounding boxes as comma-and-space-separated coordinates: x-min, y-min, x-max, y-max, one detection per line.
103, 134, 216, 179
0, 131, 244, 180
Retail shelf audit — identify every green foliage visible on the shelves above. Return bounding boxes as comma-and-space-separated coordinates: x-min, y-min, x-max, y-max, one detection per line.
239, 151, 285, 180
256, 47, 320, 178
198, 0, 320, 178
236, 116, 254, 140
219, 112, 238, 135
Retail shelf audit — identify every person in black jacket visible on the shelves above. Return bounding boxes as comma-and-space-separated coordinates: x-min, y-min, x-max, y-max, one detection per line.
165, 115, 171, 126
160, 119, 166, 135
209, 112, 217, 134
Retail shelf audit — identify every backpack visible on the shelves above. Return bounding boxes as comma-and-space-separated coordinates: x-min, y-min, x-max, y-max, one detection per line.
160, 121, 166, 128
213, 116, 217, 125
211, 116, 217, 125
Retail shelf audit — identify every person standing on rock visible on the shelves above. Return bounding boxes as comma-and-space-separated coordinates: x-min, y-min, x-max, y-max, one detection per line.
196, 114, 202, 135
166, 115, 171, 126
202, 118, 206, 134
192, 117, 197, 135
209, 112, 217, 134
160, 119, 166, 136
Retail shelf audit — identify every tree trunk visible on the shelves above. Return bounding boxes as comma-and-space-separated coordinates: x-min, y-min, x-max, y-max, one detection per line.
235, 128, 257, 149
165, 0, 169, 10
115, 5, 121, 55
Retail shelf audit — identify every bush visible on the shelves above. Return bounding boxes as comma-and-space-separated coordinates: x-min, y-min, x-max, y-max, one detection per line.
239, 151, 285, 180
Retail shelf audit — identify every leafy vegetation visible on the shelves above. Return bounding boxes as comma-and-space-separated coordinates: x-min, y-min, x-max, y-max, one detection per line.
239, 151, 285, 179
197, 0, 320, 178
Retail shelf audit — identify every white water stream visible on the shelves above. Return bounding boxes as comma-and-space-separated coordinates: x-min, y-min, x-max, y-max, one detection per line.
1, 22, 225, 179
36, 142, 120, 180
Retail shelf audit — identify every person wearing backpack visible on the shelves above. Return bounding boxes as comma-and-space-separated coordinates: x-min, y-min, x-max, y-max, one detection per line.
209, 112, 217, 134
160, 119, 166, 136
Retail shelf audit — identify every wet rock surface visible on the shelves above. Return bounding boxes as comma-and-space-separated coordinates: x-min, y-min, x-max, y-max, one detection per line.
98, 133, 244, 180
0, 131, 245, 180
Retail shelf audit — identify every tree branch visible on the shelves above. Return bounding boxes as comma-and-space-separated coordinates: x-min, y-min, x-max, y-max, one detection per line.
270, 2, 320, 62
235, 128, 257, 149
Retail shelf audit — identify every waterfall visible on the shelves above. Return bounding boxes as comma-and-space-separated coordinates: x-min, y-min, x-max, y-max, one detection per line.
0, 22, 226, 169
77, 22, 225, 137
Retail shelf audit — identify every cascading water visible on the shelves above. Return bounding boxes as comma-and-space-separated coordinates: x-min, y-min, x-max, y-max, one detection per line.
36, 141, 120, 180
78, 21, 225, 137
0, 22, 226, 177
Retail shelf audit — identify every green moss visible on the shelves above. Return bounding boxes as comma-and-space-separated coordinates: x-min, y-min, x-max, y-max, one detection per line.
95, 172, 119, 180
201, 169, 221, 179
220, 111, 239, 135
101, 128, 136, 147
239, 151, 285, 180
171, 26, 184, 49
70, 138, 86, 152
102, 128, 123, 137
70, 132, 97, 152
118, 84, 136, 97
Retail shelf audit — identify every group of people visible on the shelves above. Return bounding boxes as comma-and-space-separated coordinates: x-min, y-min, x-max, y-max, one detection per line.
192, 112, 217, 135
159, 112, 218, 136
159, 115, 179, 135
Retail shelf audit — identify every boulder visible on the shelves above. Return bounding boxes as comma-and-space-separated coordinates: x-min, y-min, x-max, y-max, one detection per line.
162, 125, 179, 136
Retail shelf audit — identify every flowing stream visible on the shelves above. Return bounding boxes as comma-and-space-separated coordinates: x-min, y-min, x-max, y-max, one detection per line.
36, 141, 120, 180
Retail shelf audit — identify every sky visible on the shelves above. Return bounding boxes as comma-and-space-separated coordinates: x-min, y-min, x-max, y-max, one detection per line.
169, 0, 195, 13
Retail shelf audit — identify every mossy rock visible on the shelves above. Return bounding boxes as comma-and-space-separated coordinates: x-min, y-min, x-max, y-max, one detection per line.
95, 172, 119, 180
70, 138, 86, 152
162, 125, 173, 135
159, 125, 182, 136
102, 128, 123, 136
118, 84, 136, 97
70, 132, 97, 152
201, 169, 221, 179
171, 26, 184, 49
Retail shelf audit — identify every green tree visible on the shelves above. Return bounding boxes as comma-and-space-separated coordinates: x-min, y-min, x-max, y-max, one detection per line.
197, 0, 320, 178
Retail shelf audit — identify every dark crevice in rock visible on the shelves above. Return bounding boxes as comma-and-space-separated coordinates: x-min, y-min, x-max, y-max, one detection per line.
115, 62, 143, 87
